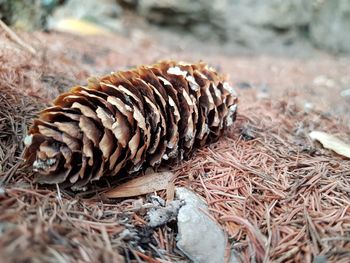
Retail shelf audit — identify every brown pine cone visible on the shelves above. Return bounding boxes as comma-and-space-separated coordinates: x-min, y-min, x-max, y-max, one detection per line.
23, 61, 238, 189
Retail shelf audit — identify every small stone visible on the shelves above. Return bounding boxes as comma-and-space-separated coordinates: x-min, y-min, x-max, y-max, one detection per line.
147, 200, 183, 227
119, 229, 133, 240
175, 187, 226, 263
313, 75, 336, 88
304, 101, 314, 113
256, 83, 270, 100
340, 89, 350, 97
236, 82, 252, 89
240, 125, 256, 141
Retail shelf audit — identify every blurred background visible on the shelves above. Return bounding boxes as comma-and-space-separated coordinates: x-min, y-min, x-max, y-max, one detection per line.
2, 0, 350, 54
0, 0, 350, 124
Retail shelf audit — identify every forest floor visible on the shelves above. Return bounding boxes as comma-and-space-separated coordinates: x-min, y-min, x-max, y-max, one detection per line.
1, 27, 350, 262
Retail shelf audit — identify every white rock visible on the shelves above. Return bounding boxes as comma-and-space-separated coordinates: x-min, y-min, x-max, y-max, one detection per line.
303, 101, 314, 113
175, 187, 226, 263
340, 89, 350, 97
24, 134, 33, 146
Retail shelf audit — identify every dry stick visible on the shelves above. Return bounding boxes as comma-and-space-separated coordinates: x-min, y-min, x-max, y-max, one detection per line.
0, 19, 36, 55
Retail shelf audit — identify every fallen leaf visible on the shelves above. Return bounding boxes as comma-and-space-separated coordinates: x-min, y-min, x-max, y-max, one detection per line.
105, 171, 176, 198
309, 131, 350, 159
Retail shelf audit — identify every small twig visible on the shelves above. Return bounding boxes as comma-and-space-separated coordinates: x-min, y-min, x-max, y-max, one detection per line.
0, 19, 36, 55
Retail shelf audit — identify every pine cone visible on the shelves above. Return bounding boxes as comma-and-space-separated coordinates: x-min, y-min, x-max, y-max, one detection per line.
24, 61, 238, 189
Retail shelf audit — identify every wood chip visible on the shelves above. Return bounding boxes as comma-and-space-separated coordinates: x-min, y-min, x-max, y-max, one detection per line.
105, 171, 176, 198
